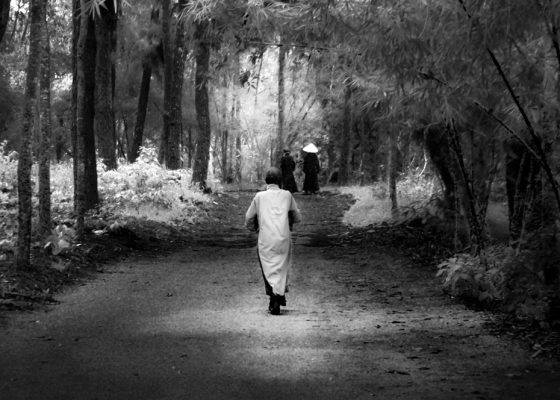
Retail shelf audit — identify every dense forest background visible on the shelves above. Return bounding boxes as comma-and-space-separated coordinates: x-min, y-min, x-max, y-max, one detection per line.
0, 0, 560, 326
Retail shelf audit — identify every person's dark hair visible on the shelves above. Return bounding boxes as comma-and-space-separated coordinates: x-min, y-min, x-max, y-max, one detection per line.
265, 167, 282, 185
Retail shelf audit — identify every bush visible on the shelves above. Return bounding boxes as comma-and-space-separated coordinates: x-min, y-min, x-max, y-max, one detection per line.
0, 141, 18, 259
97, 146, 208, 225
437, 246, 507, 305
501, 226, 560, 326
340, 174, 438, 227
0, 145, 210, 261
437, 232, 560, 327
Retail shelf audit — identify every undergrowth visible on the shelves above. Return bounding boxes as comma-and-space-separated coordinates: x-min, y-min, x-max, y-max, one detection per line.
96, 147, 208, 225
0, 145, 210, 267
340, 175, 560, 331
339, 174, 438, 226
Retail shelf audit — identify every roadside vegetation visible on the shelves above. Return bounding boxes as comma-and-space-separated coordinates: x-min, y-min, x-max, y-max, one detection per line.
339, 177, 560, 337
0, 144, 211, 306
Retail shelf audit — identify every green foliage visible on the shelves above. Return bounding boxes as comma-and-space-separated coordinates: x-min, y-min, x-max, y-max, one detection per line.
437, 249, 506, 305
501, 228, 560, 326
49, 161, 75, 218
0, 140, 17, 193
340, 174, 438, 227
0, 145, 210, 262
83, 0, 130, 19
0, 141, 18, 258
437, 237, 560, 326
96, 146, 208, 225
44, 225, 76, 256
343, 175, 559, 325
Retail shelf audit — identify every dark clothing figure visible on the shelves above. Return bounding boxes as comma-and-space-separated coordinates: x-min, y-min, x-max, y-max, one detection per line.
303, 152, 321, 194
280, 151, 298, 193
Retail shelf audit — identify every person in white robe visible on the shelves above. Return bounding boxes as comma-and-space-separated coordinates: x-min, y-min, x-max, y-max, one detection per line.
245, 167, 302, 315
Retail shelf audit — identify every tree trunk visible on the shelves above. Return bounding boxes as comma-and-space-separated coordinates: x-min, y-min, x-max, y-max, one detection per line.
83, 12, 98, 210
9, 0, 20, 41
420, 124, 457, 207
232, 52, 242, 184
388, 132, 398, 216
20, 10, 28, 42
211, 129, 219, 176
129, 6, 159, 163
276, 43, 286, 166
76, 0, 98, 236
221, 130, 228, 180
38, 10, 51, 238
448, 123, 488, 255
129, 61, 152, 163
71, 0, 79, 210
166, 0, 188, 170
95, 0, 117, 169
235, 135, 242, 184
116, 114, 126, 159
338, 83, 352, 185
159, 0, 172, 165
0, 0, 10, 43
506, 139, 541, 243
187, 126, 192, 168
16, 0, 43, 269
192, 20, 211, 189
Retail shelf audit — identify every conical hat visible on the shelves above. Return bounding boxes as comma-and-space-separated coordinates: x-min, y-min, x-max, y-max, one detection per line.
302, 143, 318, 153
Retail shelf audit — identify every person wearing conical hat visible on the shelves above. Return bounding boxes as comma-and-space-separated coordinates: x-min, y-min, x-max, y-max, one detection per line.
302, 143, 321, 195
245, 167, 302, 315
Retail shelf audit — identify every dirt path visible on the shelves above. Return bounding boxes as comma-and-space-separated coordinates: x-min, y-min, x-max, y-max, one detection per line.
1, 191, 559, 400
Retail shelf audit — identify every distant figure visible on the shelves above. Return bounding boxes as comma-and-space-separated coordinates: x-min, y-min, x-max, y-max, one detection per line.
245, 167, 302, 315
302, 143, 321, 194
294, 153, 304, 189
280, 149, 298, 193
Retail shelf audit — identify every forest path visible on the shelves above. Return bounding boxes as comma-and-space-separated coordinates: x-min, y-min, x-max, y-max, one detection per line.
1, 191, 559, 400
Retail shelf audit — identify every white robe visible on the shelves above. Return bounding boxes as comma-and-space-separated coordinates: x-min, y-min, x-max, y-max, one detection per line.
245, 184, 302, 296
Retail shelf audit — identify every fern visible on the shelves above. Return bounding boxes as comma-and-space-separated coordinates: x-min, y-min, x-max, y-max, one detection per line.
437, 250, 506, 304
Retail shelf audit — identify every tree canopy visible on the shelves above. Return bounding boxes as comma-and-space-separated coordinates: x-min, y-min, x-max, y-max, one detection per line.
0, 0, 559, 275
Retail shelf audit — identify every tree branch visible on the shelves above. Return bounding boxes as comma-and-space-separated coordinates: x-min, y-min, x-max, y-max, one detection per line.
457, 0, 560, 214
417, 70, 540, 161
534, 0, 560, 72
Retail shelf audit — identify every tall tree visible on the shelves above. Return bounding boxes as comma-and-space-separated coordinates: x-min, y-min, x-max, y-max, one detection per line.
95, 0, 117, 169
217, 80, 229, 180
338, 82, 352, 185
387, 131, 398, 215
75, 0, 99, 236
129, 6, 160, 163
159, 0, 172, 165
166, 0, 189, 169
82, 8, 99, 211
71, 0, 79, 209
38, 6, 52, 238
232, 52, 242, 184
191, 19, 211, 188
275, 42, 286, 166
129, 59, 152, 163
16, 0, 44, 269
0, 0, 9, 43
